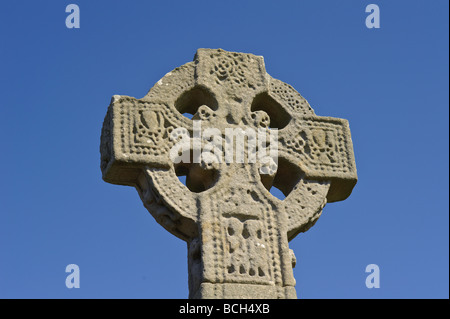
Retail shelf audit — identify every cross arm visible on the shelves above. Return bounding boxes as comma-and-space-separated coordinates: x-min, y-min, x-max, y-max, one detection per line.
100, 94, 189, 186
100, 95, 199, 241
278, 116, 357, 203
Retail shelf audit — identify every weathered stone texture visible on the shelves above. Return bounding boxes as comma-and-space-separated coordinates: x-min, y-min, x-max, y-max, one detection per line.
100, 49, 357, 298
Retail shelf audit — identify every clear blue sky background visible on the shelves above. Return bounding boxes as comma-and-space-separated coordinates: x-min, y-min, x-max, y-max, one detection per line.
0, 0, 448, 299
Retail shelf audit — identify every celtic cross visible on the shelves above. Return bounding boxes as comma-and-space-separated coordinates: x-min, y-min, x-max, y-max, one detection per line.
100, 49, 357, 298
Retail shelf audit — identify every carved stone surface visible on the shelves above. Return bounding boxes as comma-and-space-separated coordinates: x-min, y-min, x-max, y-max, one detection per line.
100, 49, 357, 299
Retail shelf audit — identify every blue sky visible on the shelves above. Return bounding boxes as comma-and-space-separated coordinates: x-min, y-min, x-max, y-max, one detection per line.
0, 0, 448, 299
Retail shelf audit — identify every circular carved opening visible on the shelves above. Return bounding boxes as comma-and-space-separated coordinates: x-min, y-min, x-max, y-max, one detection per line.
251, 92, 291, 129
260, 157, 303, 199
175, 86, 218, 118
175, 162, 219, 193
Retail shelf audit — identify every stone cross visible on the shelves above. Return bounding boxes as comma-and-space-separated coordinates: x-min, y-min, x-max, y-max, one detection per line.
100, 49, 357, 299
